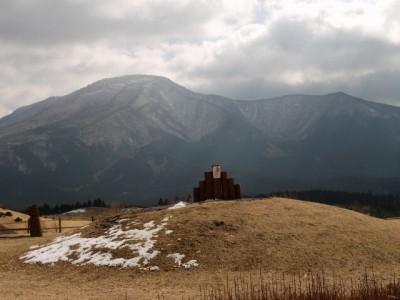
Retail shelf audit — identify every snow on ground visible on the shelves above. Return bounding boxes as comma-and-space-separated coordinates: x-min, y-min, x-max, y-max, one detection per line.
20, 216, 198, 270
168, 202, 190, 210
63, 208, 86, 214
167, 253, 199, 269
116, 218, 128, 223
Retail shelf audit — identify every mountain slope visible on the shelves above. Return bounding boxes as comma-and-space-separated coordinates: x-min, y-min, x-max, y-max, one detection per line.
234, 92, 400, 178
1, 75, 400, 209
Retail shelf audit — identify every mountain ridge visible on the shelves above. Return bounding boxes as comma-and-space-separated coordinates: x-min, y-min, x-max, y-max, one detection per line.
1, 75, 400, 209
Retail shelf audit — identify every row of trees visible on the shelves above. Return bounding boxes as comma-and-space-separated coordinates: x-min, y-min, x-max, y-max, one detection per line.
24, 194, 191, 216
26, 195, 191, 215
258, 190, 400, 218
31, 198, 107, 215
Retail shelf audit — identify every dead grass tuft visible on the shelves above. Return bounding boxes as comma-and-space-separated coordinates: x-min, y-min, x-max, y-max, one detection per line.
196, 271, 400, 300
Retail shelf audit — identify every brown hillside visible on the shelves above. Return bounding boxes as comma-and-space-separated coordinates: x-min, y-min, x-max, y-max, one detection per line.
0, 208, 29, 223
149, 198, 400, 273
3, 198, 400, 300
39, 197, 400, 275
0, 208, 30, 235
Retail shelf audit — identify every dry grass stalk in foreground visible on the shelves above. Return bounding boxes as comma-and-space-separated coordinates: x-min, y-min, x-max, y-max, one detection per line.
195, 272, 400, 300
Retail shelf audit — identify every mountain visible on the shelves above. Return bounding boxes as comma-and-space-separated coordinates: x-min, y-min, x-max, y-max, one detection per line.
1, 75, 400, 209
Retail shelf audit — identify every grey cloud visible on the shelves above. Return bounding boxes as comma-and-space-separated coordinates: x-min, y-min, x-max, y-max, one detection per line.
349, 70, 400, 104
0, 0, 400, 118
190, 70, 400, 107
266, 20, 400, 73
187, 18, 400, 104
0, 0, 212, 45
0, 0, 101, 44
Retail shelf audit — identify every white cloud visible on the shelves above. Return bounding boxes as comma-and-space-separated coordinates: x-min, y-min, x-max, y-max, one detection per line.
0, 0, 400, 118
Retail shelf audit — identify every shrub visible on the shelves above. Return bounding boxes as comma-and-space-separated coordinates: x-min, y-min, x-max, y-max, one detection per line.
194, 272, 400, 300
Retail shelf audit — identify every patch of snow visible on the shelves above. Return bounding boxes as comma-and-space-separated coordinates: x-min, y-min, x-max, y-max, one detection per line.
162, 216, 171, 222
168, 202, 190, 210
20, 219, 166, 268
64, 208, 86, 214
116, 218, 128, 223
183, 260, 199, 269
139, 265, 160, 271
143, 220, 155, 229
167, 253, 185, 265
167, 253, 199, 269
21, 215, 198, 270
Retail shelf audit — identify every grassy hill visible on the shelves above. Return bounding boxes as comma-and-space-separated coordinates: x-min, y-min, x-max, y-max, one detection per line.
3, 198, 400, 299
140, 198, 400, 274
0, 208, 30, 222
0, 208, 30, 234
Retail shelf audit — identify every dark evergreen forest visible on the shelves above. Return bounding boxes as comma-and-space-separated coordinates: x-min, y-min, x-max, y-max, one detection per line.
29, 198, 107, 215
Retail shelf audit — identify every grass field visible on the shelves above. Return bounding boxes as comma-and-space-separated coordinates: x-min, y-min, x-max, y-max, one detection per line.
1, 198, 400, 299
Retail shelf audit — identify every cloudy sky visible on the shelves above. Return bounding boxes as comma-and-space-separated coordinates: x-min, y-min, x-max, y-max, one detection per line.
1, 0, 400, 117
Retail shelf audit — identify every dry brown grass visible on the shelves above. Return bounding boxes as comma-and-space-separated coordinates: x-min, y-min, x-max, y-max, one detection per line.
0, 207, 92, 237
196, 271, 400, 300
0, 208, 31, 236
0, 208, 30, 222
149, 198, 400, 277
1, 198, 400, 299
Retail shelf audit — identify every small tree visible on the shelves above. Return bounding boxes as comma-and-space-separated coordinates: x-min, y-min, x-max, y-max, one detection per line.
187, 194, 193, 203
157, 198, 164, 206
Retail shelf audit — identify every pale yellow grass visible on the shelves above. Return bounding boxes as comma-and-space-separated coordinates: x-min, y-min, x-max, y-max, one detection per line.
0, 208, 91, 236
150, 198, 400, 277
0, 208, 29, 228
0, 208, 30, 223
1, 198, 400, 300
0, 209, 30, 236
